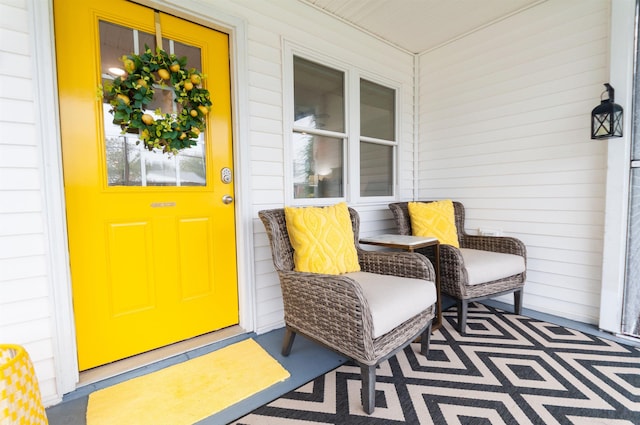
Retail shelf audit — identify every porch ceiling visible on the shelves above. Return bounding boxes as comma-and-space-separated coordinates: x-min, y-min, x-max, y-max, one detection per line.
297, 0, 544, 54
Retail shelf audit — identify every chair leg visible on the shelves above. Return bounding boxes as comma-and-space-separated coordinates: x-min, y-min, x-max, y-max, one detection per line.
360, 364, 376, 414
458, 300, 468, 335
282, 327, 296, 356
420, 321, 432, 357
514, 290, 523, 315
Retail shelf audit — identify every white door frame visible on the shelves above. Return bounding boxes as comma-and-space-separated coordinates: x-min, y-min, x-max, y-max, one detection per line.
33, 0, 253, 398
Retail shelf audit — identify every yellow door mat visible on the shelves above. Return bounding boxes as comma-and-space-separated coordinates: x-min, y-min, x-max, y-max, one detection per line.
86, 338, 290, 425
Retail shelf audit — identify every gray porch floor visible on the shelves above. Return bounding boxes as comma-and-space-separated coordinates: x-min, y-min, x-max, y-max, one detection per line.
45, 296, 639, 425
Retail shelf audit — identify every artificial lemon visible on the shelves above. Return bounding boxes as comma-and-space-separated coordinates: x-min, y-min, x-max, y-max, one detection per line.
190, 109, 198, 117
116, 94, 130, 105
198, 105, 208, 115
179, 132, 187, 140
184, 81, 194, 91
141, 114, 155, 125
170, 62, 181, 72
136, 78, 148, 88
157, 69, 170, 80
123, 58, 136, 73
190, 74, 201, 85
191, 127, 201, 136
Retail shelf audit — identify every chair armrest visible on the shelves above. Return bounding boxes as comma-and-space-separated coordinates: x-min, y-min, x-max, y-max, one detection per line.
460, 235, 527, 258
357, 250, 436, 282
436, 245, 469, 298
278, 270, 375, 362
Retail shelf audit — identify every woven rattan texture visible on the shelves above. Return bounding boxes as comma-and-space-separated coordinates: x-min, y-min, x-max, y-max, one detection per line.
258, 207, 435, 366
389, 201, 526, 300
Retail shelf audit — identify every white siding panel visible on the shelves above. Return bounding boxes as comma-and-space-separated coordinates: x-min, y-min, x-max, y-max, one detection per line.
0, 121, 37, 146
0, 191, 41, 212
248, 55, 281, 79
251, 175, 284, 191
0, 3, 27, 32
0, 256, 47, 281
0, 298, 50, 326
250, 190, 285, 207
0, 145, 38, 167
248, 160, 283, 177
250, 131, 284, 148
250, 86, 282, 108
0, 27, 29, 54
250, 146, 283, 163
0, 168, 41, 191
0, 0, 57, 405
0, 212, 44, 236
0, 235, 45, 258
2, 318, 52, 347
0, 98, 35, 124
248, 69, 282, 93
0, 75, 33, 100
253, 245, 273, 263
0, 50, 32, 78
250, 116, 284, 134
419, 0, 610, 323
249, 100, 282, 121
0, 277, 48, 302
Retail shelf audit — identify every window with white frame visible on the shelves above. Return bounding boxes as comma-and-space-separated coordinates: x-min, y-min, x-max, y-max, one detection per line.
291, 55, 397, 202
359, 79, 396, 197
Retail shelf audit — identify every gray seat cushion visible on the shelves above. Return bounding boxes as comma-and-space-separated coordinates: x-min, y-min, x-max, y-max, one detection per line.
343, 272, 436, 338
459, 248, 526, 286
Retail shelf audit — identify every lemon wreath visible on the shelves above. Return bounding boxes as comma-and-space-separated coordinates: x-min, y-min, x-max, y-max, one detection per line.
104, 47, 212, 154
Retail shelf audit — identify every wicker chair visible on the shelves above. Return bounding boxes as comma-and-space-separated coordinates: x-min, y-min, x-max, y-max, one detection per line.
389, 201, 526, 335
259, 207, 437, 414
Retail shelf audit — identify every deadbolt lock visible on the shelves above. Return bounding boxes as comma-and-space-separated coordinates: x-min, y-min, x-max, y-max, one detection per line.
221, 167, 232, 184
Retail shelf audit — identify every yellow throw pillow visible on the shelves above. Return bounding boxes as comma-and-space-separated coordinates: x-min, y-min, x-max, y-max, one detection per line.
408, 200, 460, 247
284, 202, 361, 274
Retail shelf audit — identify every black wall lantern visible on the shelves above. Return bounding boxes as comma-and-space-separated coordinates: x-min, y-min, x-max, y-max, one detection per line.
591, 83, 623, 139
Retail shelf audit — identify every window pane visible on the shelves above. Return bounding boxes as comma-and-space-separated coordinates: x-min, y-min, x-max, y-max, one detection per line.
360, 142, 393, 196
294, 57, 344, 132
360, 79, 395, 140
106, 134, 142, 186
145, 153, 178, 186
293, 132, 343, 198
99, 20, 206, 187
177, 142, 206, 186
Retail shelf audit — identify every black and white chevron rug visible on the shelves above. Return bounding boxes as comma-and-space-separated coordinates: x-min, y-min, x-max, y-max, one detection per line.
232, 303, 640, 424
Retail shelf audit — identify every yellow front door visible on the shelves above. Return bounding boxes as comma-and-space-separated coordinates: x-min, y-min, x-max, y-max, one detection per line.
54, 0, 238, 370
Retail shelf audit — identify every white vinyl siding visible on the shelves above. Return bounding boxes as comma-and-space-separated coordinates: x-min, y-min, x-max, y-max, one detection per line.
0, 0, 59, 403
418, 0, 610, 324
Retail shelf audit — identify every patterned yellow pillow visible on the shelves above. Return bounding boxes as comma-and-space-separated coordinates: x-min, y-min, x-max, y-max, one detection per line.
408, 200, 460, 247
284, 202, 361, 274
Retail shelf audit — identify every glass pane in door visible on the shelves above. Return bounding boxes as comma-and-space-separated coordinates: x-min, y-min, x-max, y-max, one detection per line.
99, 21, 206, 187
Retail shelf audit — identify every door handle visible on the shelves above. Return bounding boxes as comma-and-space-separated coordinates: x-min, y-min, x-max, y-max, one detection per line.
222, 195, 233, 204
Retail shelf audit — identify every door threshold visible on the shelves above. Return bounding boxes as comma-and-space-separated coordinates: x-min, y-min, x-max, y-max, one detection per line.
78, 325, 246, 387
